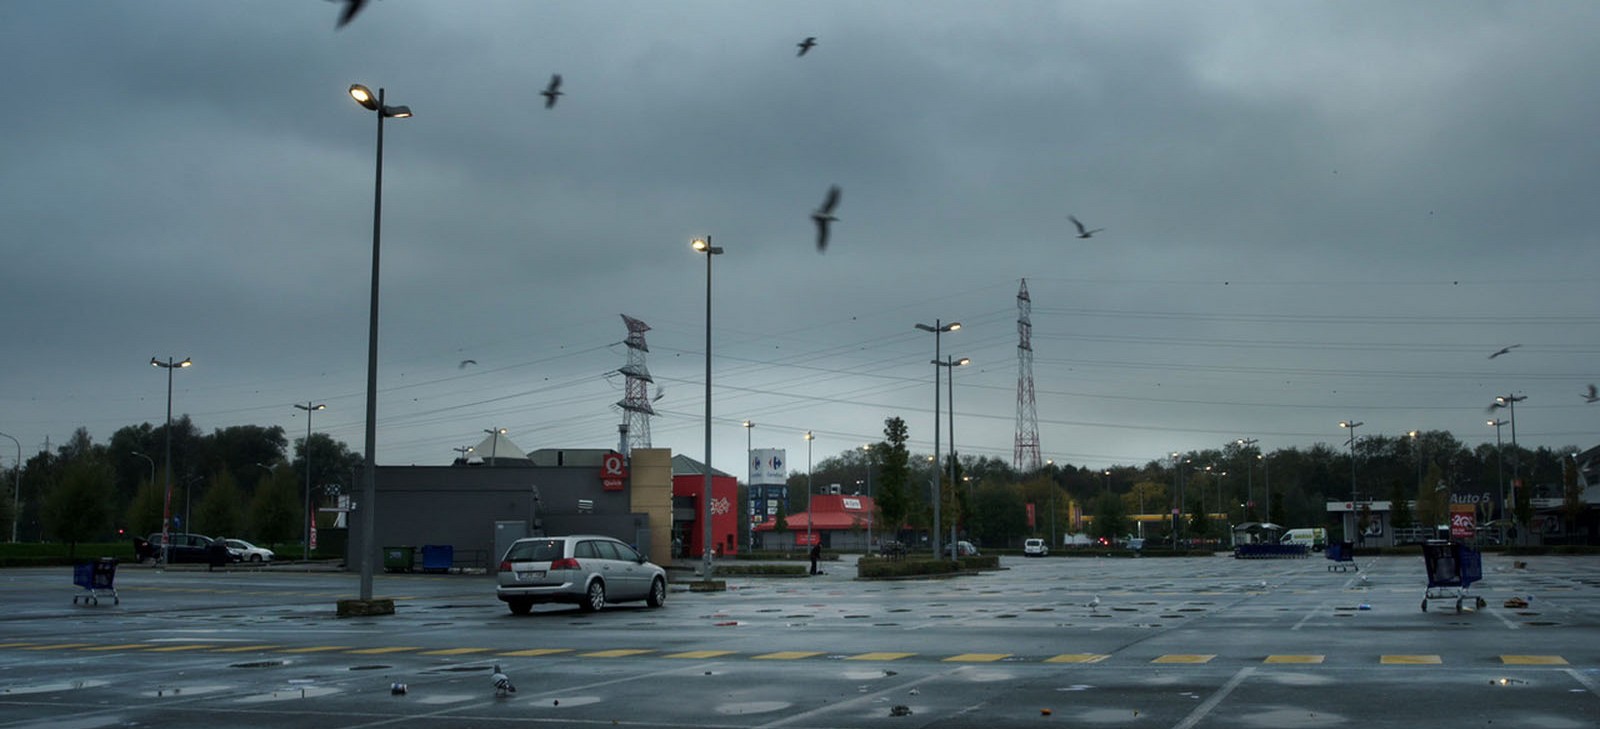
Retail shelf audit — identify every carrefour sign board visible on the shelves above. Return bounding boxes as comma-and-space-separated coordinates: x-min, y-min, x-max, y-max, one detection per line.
750, 448, 788, 486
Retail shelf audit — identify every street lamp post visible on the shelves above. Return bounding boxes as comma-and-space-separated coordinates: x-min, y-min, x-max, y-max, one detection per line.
914, 319, 959, 558
483, 427, 506, 466
1236, 438, 1258, 516
453, 446, 473, 462
804, 430, 814, 548
692, 236, 723, 579
151, 356, 192, 564
1338, 421, 1362, 503
349, 82, 411, 603
1494, 393, 1525, 516
296, 402, 327, 562
862, 443, 873, 551
0, 431, 20, 543
744, 420, 754, 553
1488, 419, 1508, 522
934, 354, 968, 561
1045, 459, 1055, 546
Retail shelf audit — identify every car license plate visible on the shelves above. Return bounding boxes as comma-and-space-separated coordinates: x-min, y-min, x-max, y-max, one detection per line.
517, 570, 545, 579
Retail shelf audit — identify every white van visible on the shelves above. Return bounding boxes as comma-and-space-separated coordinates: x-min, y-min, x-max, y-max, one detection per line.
1279, 528, 1327, 551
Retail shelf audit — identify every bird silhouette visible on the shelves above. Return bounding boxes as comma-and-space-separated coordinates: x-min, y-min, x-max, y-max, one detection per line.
459, 359, 477, 369
1069, 215, 1104, 239
1584, 384, 1597, 403
333, 0, 368, 28
1087, 595, 1101, 612
1488, 344, 1521, 359
812, 185, 841, 251
491, 665, 515, 697
541, 75, 563, 109
797, 37, 817, 56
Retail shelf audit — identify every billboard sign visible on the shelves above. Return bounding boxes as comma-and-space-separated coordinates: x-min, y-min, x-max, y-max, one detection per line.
751, 449, 787, 486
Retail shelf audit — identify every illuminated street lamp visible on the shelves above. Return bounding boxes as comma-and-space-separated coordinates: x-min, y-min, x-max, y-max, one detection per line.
692, 236, 723, 579
349, 82, 411, 604
483, 427, 507, 466
862, 443, 874, 551
1488, 418, 1508, 521
151, 356, 192, 564
914, 319, 959, 558
804, 430, 814, 548
933, 354, 968, 562
744, 420, 754, 552
296, 402, 327, 562
1338, 421, 1363, 504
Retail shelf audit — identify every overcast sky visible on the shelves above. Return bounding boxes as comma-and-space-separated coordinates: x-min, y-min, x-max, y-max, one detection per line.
2, 1, 1598, 482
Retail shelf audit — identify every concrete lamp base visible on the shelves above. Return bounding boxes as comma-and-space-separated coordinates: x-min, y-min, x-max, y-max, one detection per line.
336, 598, 396, 617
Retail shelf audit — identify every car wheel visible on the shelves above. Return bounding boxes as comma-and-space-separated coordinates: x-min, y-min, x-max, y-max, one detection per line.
581, 580, 606, 612
507, 599, 533, 616
249, 554, 263, 563
646, 577, 666, 608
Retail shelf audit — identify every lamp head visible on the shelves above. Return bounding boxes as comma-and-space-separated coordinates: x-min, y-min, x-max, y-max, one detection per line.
947, 322, 961, 332
691, 237, 722, 254
955, 357, 970, 367
384, 105, 412, 119
349, 84, 379, 110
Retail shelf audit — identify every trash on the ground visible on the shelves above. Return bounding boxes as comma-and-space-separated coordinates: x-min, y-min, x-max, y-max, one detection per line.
890, 705, 913, 717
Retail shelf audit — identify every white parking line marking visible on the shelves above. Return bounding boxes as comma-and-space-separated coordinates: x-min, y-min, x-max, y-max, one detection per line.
1172, 666, 1253, 729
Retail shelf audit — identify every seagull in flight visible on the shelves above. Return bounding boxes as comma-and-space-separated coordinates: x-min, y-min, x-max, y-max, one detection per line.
797, 37, 817, 56
1585, 384, 1598, 404
1069, 215, 1104, 239
812, 185, 841, 252
333, 0, 368, 28
541, 75, 563, 109
459, 359, 477, 369
1488, 344, 1521, 359
491, 665, 516, 697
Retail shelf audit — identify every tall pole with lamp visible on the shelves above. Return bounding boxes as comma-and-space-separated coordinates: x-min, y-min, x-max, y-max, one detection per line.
151, 356, 192, 564
296, 402, 326, 562
935, 354, 968, 560
0, 431, 20, 543
1339, 420, 1363, 541
743, 420, 754, 552
692, 236, 722, 578
804, 431, 814, 547
914, 320, 959, 558
862, 443, 874, 552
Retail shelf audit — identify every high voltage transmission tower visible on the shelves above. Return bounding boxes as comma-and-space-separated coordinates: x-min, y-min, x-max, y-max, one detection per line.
1013, 279, 1041, 471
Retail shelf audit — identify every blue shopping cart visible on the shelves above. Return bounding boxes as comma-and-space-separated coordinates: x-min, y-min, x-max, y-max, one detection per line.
1420, 541, 1483, 613
1325, 541, 1357, 572
72, 557, 119, 606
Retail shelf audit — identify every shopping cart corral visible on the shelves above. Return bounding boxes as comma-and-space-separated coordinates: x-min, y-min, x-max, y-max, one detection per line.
1421, 540, 1484, 613
72, 557, 119, 606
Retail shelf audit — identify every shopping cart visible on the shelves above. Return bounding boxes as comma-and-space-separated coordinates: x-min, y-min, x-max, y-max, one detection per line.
72, 557, 119, 606
1325, 541, 1357, 572
1420, 540, 1483, 613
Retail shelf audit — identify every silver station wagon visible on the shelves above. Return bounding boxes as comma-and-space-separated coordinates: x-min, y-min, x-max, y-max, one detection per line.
496, 535, 668, 614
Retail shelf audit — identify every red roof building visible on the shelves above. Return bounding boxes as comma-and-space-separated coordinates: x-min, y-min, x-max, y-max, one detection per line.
753, 493, 878, 551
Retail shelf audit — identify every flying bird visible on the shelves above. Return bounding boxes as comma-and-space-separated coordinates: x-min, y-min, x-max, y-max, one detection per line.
812, 185, 841, 251
541, 75, 563, 109
459, 359, 477, 369
333, 0, 368, 28
491, 665, 516, 697
797, 37, 817, 56
1488, 344, 1521, 359
1069, 215, 1104, 239
1584, 384, 1597, 403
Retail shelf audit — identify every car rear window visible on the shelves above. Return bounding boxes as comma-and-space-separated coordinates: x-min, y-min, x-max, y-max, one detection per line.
506, 539, 564, 562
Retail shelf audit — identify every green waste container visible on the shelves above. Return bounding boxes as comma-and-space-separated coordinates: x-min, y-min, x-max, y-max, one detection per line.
383, 546, 415, 573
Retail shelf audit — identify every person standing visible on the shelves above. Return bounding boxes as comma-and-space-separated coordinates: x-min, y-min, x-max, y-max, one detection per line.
809, 542, 822, 575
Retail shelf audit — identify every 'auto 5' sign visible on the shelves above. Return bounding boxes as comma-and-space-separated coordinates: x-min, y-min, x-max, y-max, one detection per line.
601, 451, 627, 491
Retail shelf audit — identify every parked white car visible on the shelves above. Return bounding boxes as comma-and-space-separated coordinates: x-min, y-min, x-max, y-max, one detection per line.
224, 538, 275, 563
1023, 538, 1049, 557
497, 535, 667, 614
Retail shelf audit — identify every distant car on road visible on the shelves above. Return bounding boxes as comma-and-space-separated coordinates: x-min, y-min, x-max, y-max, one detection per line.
944, 540, 980, 557
224, 538, 275, 563
133, 533, 237, 564
496, 535, 667, 614
1023, 538, 1049, 557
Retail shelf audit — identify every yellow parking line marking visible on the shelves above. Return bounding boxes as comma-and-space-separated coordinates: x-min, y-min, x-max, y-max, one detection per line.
943, 653, 1011, 663
213, 645, 282, 653
1501, 655, 1567, 665
23, 643, 95, 651
147, 645, 215, 652
1045, 654, 1110, 664
418, 648, 492, 656
847, 652, 916, 661
1381, 655, 1441, 665
582, 649, 654, 658
752, 651, 825, 660
280, 646, 353, 654
499, 648, 574, 657
1265, 655, 1325, 664
1153, 654, 1215, 664
665, 650, 738, 659
348, 646, 422, 655
0, 642, 39, 648
80, 644, 155, 652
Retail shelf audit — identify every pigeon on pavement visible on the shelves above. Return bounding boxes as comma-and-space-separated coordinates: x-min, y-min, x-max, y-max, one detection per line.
492, 665, 516, 697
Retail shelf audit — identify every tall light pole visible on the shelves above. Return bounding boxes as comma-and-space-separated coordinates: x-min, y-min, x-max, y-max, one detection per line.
349, 82, 411, 603
744, 420, 754, 552
1337, 422, 1363, 540
1045, 458, 1056, 546
804, 430, 814, 548
692, 236, 722, 579
1236, 438, 1258, 517
1494, 393, 1526, 514
862, 443, 874, 551
0, 431, 19, 543
915, 319, 959, 557
1488, 418, 1508, 522
935, 354, 968, 560
151, 356, 192, 564
1171, 452, 1184, 548
483, 427, 506, 466
453, 446, 473, 462
296, 402, 326, 562
131, 451, 155, 488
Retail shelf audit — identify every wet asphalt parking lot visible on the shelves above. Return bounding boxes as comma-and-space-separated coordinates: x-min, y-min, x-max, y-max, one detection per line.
2, 552, 1597, 728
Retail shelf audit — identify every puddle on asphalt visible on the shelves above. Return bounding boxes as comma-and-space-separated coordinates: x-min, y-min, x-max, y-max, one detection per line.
1239, 707, 1347, 727
1, 680, 111, 696
716, 701, 791, 715
1071, 707, 1144, 723
1261, 672, 1334, 687
236, 686, 340, 703
4, 716, 126, 729
231, 660, 288, 668
540, 695, 602, 708
414, 693, 474, 705
1026, 607, 1054, 612
348, 665, 390, 671
430, 665, 492, 673
146, 684, 230, 698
